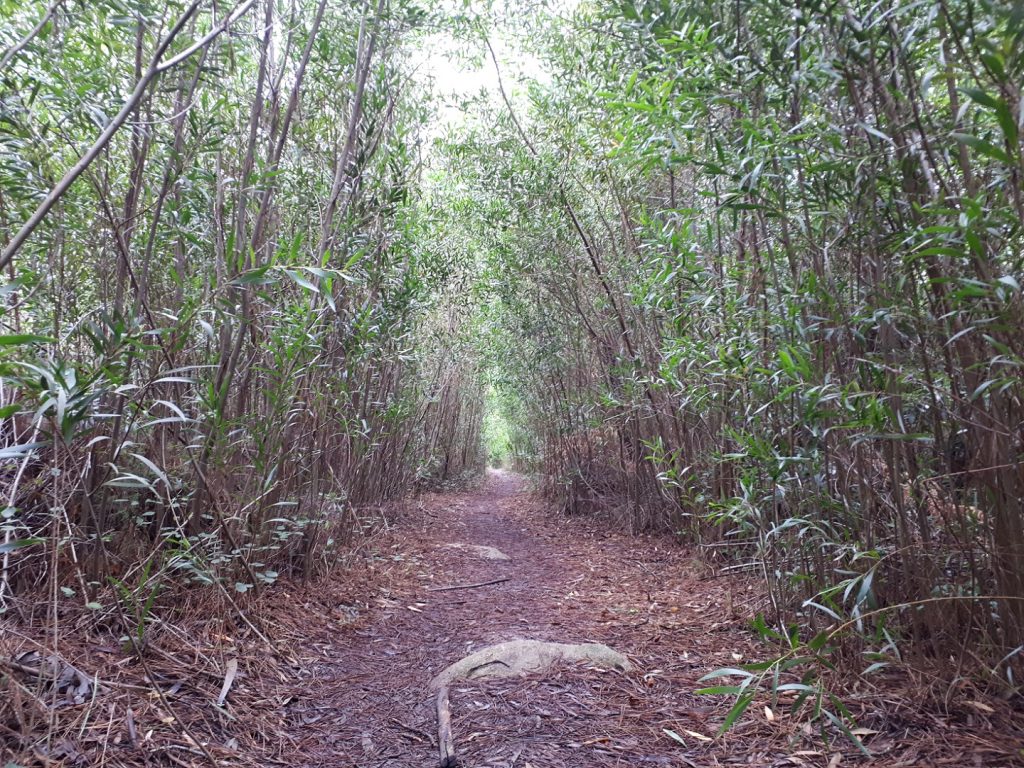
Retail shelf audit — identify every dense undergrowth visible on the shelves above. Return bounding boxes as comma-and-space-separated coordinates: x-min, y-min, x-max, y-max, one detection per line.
0, 0, 485, 613
441, 0, 1024, 693
1, 0, 1023, 757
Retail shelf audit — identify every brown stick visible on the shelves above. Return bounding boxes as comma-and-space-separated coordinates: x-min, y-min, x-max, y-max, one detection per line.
436, 686, 457, 768
426, 577, 510, 593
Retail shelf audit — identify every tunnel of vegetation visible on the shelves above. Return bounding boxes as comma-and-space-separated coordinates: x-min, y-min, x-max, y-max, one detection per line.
1, 0, 1022, 714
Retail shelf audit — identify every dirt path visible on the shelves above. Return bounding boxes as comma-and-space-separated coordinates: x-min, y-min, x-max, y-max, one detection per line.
274, 469, 743, 766
6, 470, 1022, 766
260, 470, 1023, 768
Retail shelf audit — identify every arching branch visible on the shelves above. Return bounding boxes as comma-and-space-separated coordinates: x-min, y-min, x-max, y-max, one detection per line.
0, 0, 256, 273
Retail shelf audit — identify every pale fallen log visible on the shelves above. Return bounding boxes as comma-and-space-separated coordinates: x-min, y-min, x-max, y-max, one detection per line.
429, 639, 632, 691
442, 543, 512, 561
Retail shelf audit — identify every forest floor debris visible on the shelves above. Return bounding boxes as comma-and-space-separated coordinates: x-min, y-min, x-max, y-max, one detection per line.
3, 470, 1023, 766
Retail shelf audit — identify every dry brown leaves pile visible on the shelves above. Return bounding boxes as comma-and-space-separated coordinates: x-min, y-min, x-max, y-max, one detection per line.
3, 471, 1023, 767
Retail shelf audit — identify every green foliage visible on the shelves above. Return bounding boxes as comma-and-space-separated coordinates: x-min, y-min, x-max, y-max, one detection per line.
0, 0, 487, 615
3, 0, 1023, 746
434, 0, 1024, 736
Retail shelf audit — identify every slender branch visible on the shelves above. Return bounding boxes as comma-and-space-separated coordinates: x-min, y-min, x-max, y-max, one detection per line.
426, 576, 511, 592
156, 0, 254, 73
0, 0, 256, 273
484, 35, 539, 158
0, 0, 65, 72
319, 0, 385, 259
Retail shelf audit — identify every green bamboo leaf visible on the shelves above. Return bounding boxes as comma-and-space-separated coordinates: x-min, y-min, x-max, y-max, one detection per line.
282, 268, 319, 293
823, 708, 870, 756
719, 691, 755, 735
809, 631, 831, 651
343, 249, 366, 270
0, 442, 47, 459
230, 267, 274, 286
961, 87, 1000, 110
953, 133, 1012, 164
698, 667, 755, 682
775, 682, 816, 692
0, 537, 44, 554
0, 334, 56, 346
695, 685, 746, 695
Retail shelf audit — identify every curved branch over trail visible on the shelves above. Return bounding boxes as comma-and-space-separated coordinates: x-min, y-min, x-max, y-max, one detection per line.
0, 0, 64, 72
0, 0, 256, 272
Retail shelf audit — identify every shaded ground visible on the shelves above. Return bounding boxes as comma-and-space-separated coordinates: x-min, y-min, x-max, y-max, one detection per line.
276, 469, 749, 767
4, 470, 1023, 766
267, 470, 1023, 767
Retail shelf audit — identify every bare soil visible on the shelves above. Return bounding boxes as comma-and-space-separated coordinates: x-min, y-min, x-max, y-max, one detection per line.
4, 470, 1022, 767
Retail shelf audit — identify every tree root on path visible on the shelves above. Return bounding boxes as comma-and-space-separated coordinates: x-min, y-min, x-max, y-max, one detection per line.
435, 686, 456, 768
429, 639, 632, 691
430, 639, 633, 767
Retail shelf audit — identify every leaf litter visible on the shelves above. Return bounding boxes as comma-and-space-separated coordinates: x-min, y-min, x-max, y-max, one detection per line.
2, 471, 1022, 766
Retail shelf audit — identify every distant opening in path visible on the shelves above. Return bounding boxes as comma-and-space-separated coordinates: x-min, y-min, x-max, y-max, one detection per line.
483, 386, 513, 469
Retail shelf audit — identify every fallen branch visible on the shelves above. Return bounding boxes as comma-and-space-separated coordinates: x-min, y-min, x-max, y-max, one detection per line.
436, 686, 456, 768
388, 717, 431, 743
426, 576, 510, 593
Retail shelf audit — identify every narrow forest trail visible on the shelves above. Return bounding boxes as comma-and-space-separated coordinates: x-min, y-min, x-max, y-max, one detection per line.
256, 471, 1016, 768
276, 469, 747, 767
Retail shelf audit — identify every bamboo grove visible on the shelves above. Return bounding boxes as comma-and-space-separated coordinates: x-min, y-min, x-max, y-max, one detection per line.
0, 0, 485, 609
2, 0, 1023, 710
444, 0, 1024, 679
